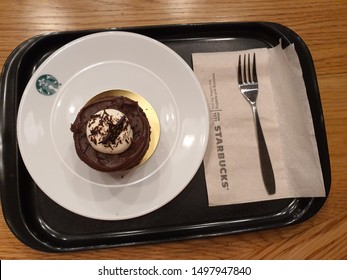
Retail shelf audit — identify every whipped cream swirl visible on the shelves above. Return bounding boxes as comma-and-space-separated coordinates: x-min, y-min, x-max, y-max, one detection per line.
86, 109, 133, 154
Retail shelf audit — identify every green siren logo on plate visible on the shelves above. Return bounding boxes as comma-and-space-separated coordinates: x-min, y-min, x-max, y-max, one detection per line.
36, 74, 61, 96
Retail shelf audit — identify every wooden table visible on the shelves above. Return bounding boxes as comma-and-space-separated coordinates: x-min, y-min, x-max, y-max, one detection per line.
0, 0, 346, 260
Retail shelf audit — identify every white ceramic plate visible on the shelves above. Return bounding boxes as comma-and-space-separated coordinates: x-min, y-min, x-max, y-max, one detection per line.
17, 31, 209, 220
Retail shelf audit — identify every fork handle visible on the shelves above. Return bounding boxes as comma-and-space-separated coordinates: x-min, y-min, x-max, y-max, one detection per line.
252, 104, 276, 195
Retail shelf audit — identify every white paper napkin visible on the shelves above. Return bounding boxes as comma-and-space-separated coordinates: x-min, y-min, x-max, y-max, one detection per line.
192, 43, 325, 206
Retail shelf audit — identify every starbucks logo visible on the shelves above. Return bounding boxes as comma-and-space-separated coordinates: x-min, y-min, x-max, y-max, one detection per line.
36, 74, 61, 96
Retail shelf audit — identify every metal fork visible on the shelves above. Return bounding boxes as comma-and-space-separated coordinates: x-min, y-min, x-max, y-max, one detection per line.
238, 53, 276, 195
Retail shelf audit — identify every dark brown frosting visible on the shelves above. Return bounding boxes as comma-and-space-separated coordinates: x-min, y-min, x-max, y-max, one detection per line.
70, 96, 151, 172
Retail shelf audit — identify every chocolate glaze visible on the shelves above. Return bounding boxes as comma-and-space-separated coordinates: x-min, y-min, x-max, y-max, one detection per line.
70, 96, 151, 172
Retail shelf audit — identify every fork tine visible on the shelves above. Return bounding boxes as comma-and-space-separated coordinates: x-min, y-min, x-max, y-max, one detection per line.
243, 54, 247, 83
247, 54, 252, 83
252, 53, 257, 83
238, 54, 242, 84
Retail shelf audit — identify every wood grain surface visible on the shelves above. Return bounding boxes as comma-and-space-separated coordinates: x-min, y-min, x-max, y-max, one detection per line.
0, 0, 346, 259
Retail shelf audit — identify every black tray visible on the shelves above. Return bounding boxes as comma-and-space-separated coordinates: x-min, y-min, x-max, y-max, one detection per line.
0, 22, 331, 252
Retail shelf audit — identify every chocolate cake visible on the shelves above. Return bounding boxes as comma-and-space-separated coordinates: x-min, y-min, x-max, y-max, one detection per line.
70, 95, 151, 172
